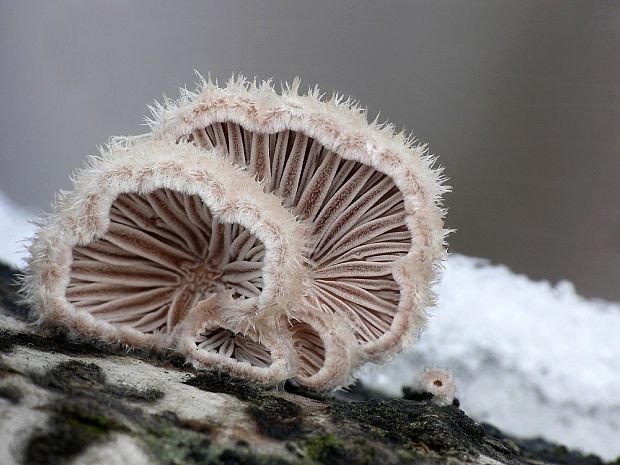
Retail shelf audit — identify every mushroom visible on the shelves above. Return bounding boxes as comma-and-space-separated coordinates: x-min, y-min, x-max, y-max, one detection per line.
414, 368, 457, 406
149, 75, 448, 390
24, 76, 448, 391
24, 139, 306, 384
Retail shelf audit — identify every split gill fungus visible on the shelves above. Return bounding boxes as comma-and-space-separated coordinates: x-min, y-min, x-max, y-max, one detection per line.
25, 142, 305, 384
25, 75, 448, 391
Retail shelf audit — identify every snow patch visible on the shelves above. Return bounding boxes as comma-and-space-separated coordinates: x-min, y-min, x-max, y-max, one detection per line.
361, 254, 620, 460
0, 190, 36, 268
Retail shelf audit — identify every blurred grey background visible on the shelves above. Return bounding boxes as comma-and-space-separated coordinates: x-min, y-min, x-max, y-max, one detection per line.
1, 0, 618, 300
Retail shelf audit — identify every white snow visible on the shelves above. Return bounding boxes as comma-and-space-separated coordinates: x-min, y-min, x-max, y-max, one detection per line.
361, 254, 620, 460
0, 190, 36, 268
0, 190, 619, 460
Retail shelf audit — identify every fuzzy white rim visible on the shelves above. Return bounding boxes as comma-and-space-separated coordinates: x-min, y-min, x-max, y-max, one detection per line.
23, 140, 307, 349
288, 308, 358, 391
175, 296, 296, 385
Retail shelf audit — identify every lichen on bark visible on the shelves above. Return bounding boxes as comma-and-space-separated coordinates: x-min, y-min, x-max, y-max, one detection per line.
0, 261, 613, 465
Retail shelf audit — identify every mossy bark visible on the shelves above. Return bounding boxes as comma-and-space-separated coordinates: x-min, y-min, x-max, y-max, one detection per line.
0, 262, 613, 465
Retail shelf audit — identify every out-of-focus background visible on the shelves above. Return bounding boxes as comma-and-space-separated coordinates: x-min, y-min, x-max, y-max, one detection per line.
1, 0, 619, 300
1, 1, 619, 460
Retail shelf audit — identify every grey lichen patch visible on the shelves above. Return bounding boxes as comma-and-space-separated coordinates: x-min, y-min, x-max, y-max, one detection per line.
184, 371, 266, 401
300, 424, 463, 465
302, 433, 419, 465
37, 360, 106, 392
19, 361, 146, 465
0, 383, 23, 403
305, 434, 348, 464
0, 322, 199, 382
24, 399, 127, 465
323, 397, 564, 465
183, 371, 511, 464
137, 411, 214, 465
330, 399, 486, 458
0, 359, 23, 377
0, 323, 188, 372
214, 449, 293, 465
0, 327, 109, 356
247, 396, 303, 440
185, 372, 304, 440
34, 360, 165, 403
20, 368, 294, 465
126, 410, 297, 465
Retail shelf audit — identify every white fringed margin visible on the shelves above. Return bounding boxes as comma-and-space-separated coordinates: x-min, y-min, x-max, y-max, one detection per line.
23, 140, 307, 357
175, 296, 298, 385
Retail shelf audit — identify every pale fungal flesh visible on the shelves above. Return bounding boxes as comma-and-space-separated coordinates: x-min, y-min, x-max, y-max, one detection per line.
149, 75, 448, 389
414, 368, 457, 407
25, 76, 448, 391
24, 140, 305, 384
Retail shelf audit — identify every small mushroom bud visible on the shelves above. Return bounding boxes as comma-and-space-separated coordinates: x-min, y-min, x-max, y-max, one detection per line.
414, 368, 457, 407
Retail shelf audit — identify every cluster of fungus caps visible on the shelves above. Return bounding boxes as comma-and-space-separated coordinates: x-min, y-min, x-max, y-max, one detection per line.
24, 76, 448, 391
